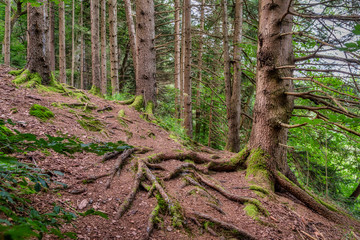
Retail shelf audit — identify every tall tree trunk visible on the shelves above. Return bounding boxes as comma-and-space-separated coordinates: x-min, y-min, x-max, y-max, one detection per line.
109, 0, 119, 95
90, 0, 101, 94
183, 0, 192, 137
194, 0, 205, 140
4, 0, 11, 66
48, 1, 55, 71
208, 93, 214, 147
71, 0, 76, 86
225, 0, 243, 153
179, 6, 185, 120
248, 0, 294, 177
124, 0, 138, 85
80, 0, 84, 89
135, 0, 156, 105
174, 0, 181, 118
27, 0, 51, 85
59, 0, 66, 84
350, 181, 360, 199
100, 0, 107, 95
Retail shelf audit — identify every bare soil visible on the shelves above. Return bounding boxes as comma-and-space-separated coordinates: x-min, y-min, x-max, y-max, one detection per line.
0, 65, 356, 240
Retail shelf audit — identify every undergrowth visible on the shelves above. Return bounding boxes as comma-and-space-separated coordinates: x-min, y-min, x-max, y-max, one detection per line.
0, 119, 131, 239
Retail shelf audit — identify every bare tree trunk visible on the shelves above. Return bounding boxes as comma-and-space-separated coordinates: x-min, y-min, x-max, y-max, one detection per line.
4, 0, 11, 66
180, 6, 185, 120
27, 0, 51, 85
100, 0, 107, 95
135, 0, 156, 105
225, 0, 243, 153
183, 0, 192, 137
124, 0, 138, 85
90, 0, 101, 94
208, 93, 214, 147
71, 0, 76, 86
109, 0, 119, 95
350, 181, 360, 199
48, 1, 55, 71
27, 3, 30, 62
194, 0, 205, 140
248, 0, 294, 175
174, 0, 181, 118
80, 0, 84, 89
59, 0, 66, 84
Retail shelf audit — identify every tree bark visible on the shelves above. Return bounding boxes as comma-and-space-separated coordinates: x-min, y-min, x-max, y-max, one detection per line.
183, 0, 192, 138
71, 0, 76, 86
80, 0, 84, 89
100, 0, 107, 95
350, 181, 360, 199
194, 0, 205, 140
225, 0, 243, 153
248, 0, 294, 174
109, 0, 119, 95
27, 0, 51, 85
59, 0, 66, 84
124, 0, 138, 86
135, 0, 157, 105
4, 0, 11, 66
90, 0, 101, 93
174, 0, 181, 118
48, 0, 55, 72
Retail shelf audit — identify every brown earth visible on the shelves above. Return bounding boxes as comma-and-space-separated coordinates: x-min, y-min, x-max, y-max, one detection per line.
0, 65, 357, 240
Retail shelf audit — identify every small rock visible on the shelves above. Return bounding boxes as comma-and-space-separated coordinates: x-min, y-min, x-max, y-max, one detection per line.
78, 199, 89, 210
167, 226, 173, 232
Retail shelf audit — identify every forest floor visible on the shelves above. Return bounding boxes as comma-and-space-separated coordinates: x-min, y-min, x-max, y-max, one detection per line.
0, 65, 358, 240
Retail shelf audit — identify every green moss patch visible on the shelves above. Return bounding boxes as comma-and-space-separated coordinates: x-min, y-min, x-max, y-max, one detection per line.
29, 104, 54, 121
77, 114, 104, 132
249, 185, 270, 198
244, 203, 260, 220
246, 148, 273, 192
9, 69, 24, 76
0, 126, 14, 137
130, 95, 144, 111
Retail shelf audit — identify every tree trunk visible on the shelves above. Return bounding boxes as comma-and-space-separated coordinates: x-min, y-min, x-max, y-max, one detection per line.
27, 0, 51, 85
90, 0, 101, 94
350, 181, 360, 199
100, 0, 107, 95
174, 0, 181, 118
59, 0, 66, 84
183, 0, 192, 138
109, 0, 119, 95
48, 1, 55, 72
124, 0, 138, 85
179, 6, 185, 120
71, 0, 76, 86
4, 0, 11, 66
135, 0, 156, 105
80, 0, 84, 89
194, 0, 205, 140
247, 0, 294, 177
225, 0, 243, 153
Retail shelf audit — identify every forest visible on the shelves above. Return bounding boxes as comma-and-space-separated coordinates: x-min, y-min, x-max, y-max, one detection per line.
0, 0, 360, 239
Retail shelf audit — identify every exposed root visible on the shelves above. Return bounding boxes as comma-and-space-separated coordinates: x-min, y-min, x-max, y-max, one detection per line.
105, 148, 135, 189
115, 161, 144, 219
81, 173, 110, 184
190, 211, 256, 240
206, 202, 225, 215
145, 162, 166, 171
118, 96, 136, 105
145, 204, 160, 240
102, 151, 123, 162
163, 163, 207, 180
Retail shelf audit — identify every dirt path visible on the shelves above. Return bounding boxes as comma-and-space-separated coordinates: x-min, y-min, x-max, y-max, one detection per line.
0, 65, 352, 239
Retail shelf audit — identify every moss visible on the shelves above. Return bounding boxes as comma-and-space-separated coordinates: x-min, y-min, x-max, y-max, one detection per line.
244, 203, 260, 220
89, 85, 102, 97
10, 108, 18, 114
29, 104, 55, 121
13, 70, 41, 88
9, 69, 24, 76
249, 185, 270, 197
144, 101, 156, 120
118, 109, 125, 118
0, 126, 14, 138
170, 202, 183, 228
77, 115, 104, 132
246, 148, 273, 191
119, 96, 135, 105
130, 95, 144, 111
203, 221, 215, 230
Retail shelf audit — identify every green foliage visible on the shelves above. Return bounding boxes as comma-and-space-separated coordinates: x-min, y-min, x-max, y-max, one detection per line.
29, 104, 55, 121
0, 119, 129, 239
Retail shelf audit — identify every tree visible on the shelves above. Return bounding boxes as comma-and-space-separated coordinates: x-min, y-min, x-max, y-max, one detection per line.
80, 0, 85, 89
48, 1, 55, 71
108, 0, 119, 95
26, 0, 51, 85
135, 0, 156, 106
90, 0, 101, 95
100, 0, 106, 94
71, 0, 76, 86
3, 0, 11, 65
183, 0, 192, 137
174, 0, 181, 118
124, 0, 137, 88
59, 0, 66, 84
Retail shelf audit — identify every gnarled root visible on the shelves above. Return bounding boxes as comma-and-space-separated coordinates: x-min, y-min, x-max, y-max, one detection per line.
190, 211, 256, 240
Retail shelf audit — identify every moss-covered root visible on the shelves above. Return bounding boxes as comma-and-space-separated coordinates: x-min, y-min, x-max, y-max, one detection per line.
115, 161, 144, 219
275, 172, 353, 226
29, 104, 55, 121
245, 148, 274, 192
191, 211, 256, 240
8, 69, 24, 76
144, 101, 156, 122
145, 204, 161, 240
12, 69, 41, 88
89, 85, 102, 97
207, 147, 249, 172
118, 96, 136, 105
130, 95, 144, 111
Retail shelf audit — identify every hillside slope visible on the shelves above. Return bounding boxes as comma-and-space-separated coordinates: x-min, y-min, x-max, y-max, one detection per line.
0, 66, 357, 240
